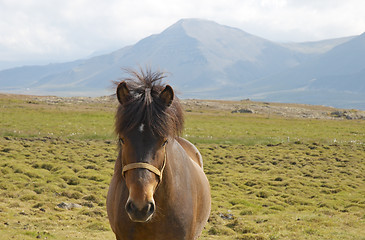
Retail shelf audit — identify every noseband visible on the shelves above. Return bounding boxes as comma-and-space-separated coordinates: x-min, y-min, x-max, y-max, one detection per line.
122, 146, 167, 185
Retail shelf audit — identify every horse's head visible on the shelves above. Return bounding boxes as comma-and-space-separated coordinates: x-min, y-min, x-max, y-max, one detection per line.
119, 121, 168, 222
115, 70, 183, 222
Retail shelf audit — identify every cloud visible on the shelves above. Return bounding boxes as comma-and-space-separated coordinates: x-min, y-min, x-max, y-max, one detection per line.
0, 0, 364, 64
212, 0, 365, 42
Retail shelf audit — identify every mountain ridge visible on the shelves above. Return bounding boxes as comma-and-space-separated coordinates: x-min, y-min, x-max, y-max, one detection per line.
0, 18, 363, 109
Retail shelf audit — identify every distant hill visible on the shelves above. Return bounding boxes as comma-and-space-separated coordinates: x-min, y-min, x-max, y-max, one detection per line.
279, 36, 355, 54
249, 32, 365, 109
0, 19, 363, 109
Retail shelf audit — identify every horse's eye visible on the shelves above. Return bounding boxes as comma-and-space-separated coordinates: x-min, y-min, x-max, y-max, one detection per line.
119, 138, 125, 145
162, 139, 168, 147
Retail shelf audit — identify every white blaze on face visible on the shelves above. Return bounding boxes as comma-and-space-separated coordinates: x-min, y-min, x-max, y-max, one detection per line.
139, 123, 145, 133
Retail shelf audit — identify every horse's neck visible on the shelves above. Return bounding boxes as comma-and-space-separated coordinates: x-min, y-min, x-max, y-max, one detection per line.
167, 138, 187, 168
160, 139, 190, 187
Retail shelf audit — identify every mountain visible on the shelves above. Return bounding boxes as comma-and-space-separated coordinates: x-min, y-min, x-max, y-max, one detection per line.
279, 36, 355, 54
126, 19, 308, 97
0, 19, 363, 109
0, 19, 306, 96
250, 32, 365, 109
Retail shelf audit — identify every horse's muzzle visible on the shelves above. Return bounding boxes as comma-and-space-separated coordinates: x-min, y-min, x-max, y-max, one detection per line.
125, 199, 155, 222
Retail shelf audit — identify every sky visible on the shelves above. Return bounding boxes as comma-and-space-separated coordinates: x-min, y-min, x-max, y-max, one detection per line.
1, 0, 365, 69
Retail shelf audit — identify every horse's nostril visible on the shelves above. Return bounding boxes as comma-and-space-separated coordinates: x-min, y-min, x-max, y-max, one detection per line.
140, 202, 154, 215
146, 202, 155, 215
125, 201, 136, 213
126, 200, 155, 222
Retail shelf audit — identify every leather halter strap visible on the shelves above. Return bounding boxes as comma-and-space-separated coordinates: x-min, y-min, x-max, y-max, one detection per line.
122, 148, 167, 184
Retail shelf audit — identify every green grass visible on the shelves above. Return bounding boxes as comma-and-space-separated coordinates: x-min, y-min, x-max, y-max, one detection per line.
0, 96, 115, 140
198, 143, 365, 239
0, 94, 364, 239
0, 137, 115, 240
184, 111, 365, 145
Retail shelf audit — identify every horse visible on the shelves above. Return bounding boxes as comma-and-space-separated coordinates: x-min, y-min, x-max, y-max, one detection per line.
106, 69, 211, 240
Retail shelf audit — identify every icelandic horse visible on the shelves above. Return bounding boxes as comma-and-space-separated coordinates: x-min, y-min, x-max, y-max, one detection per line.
107, 69, 211, 240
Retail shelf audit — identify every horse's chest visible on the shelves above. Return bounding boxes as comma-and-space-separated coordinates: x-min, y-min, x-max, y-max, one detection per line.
121, 219, 188, 240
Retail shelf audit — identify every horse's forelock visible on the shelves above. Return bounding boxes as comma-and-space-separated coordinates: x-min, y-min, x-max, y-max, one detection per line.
115, 69, 184, 137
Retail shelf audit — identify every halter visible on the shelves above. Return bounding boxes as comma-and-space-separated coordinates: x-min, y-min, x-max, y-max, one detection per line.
122, 146, 167, 186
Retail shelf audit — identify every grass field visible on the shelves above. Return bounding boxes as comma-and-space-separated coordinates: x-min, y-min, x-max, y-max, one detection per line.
0, 94, 364, 240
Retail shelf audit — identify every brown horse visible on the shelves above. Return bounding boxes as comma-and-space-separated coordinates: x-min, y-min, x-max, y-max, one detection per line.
107, 69, 211, 240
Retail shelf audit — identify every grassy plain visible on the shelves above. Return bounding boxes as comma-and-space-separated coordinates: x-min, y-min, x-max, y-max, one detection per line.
0, 94, 364, 240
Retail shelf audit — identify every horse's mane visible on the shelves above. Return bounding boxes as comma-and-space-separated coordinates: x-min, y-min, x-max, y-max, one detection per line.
115, 68, 184, 137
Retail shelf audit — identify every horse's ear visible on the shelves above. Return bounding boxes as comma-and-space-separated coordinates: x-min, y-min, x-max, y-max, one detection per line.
117, 81, 130, 105
159, 85, 174, 107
